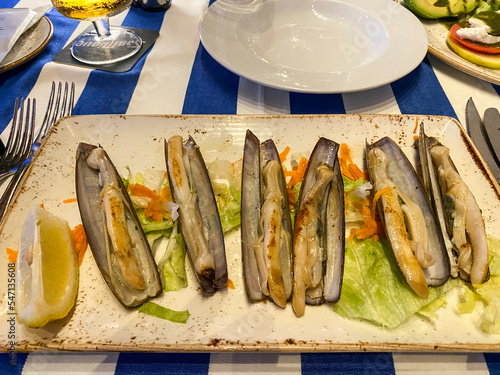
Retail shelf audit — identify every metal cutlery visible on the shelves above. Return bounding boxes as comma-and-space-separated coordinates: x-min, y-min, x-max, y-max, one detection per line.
0, 98, 35, 184
0, 82, 75, 223
465, 98, 500, 184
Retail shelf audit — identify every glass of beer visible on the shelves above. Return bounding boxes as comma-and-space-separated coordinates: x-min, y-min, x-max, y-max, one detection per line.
51, 0, 142, 65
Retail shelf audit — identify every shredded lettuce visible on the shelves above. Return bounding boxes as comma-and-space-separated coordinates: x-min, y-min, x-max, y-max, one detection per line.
333, 237, 461, 328
123, 170, 187, 293
459, 236, 500, 334
211, 178, 241, 234
156, 232, 188, 292
138, 302, 189, 324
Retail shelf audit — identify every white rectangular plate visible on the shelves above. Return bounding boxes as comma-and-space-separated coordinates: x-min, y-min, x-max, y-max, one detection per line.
1, 114, 499, 352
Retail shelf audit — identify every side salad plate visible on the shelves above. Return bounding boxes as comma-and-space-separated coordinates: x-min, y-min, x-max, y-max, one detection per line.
422, 19, 500, 86
199, 0, 428, 93
1, 114, 500, 352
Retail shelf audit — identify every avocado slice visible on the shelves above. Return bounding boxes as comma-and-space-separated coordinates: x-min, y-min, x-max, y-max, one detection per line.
447, 33, 500, 68
404, 0, 480, 19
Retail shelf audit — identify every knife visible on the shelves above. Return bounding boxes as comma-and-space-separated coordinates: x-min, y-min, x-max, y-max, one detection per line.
465, 98, 500, 184
483, 107, 500, 168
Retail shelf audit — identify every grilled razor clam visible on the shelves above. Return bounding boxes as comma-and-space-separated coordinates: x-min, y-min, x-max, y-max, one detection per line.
165, 135, 228, 295
241, 130, 265, 301
240, 130, 293, 306
323, 160, 345, 303
292, 137, 341, 317
429, 144, 489, 285
75, 143, 162, 308
366, 137, 450, 290
418, 126, 458, 278
367, 147, 429, 298
258, 139, 293, 307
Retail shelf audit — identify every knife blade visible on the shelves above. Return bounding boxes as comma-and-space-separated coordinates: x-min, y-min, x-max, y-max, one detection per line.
465, 98, 500, 184
483, 107, 500, 168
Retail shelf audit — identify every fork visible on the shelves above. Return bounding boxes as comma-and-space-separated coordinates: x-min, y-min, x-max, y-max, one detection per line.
0, 98, 36, 184
0, 81, 76, 222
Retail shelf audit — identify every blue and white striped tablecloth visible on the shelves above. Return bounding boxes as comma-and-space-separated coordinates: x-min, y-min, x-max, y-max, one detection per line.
2, 0, 500, 373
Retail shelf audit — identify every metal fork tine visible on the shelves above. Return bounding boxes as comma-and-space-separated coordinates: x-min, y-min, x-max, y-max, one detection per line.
68, 82, 75, 116
0, 81, 76, 223
49, 82, 63, 127
4, 98, 20, 158
36, 82, 56, 142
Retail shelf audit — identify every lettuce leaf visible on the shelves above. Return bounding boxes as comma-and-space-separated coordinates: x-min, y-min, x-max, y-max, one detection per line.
157, 233, 188, 292
138, 302, 189, 324
333, 237, 461, 328
212, 181, 241, 233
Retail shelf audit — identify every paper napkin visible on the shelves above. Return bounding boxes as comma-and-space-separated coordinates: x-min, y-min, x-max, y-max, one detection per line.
0, 8, 37, 63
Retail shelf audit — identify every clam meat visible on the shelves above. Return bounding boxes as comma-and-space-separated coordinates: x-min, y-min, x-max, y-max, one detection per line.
241, 130, 293, 307
292, 137, 345, 317
366, 137, 450, 298
165, 135, 228, 295
75, 143, 162, 308
419, 126, 488, 285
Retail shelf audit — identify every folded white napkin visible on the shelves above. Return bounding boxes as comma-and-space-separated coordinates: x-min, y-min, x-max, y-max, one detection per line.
0, 8, 37, 63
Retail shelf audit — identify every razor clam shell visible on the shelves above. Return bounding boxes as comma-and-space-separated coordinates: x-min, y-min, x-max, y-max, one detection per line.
261, 138, 294, 300
164, 136, 228, 295
241, 130, 265, 301
295, 137, 343, 306
185, 136, 228, 290
323, 159, 345, 303
367, 137, 451, 287
75, 143, 162, 308
418, 125, 458, 278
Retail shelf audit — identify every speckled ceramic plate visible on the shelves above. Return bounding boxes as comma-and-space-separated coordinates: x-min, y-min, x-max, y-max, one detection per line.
422, 19, 500, 85
0, 114, 499, 352
0, 16, 53, 74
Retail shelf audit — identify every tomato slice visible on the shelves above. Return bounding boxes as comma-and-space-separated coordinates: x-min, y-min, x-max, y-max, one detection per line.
449, 23, 500, 55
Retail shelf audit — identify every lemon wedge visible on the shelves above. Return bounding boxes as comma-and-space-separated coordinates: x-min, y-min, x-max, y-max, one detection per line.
16, 206, 79, 328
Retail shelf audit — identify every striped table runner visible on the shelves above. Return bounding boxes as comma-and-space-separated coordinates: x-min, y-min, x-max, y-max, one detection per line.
1, 0, 500, 374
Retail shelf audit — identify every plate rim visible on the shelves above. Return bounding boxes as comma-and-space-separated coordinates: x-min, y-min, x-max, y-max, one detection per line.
0, 16, 53, 74
198, 0, 428, 94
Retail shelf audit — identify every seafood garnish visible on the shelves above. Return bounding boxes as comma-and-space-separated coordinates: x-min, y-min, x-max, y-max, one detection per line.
292, 137, 345, 317
419, 127, 488, 284
241, 130, 293, 307
165, 135, 228, 295
75, 143, 162, 308
366, 137, 450, 298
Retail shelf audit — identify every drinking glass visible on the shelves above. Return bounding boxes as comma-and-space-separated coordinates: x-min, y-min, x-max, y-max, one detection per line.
51, 0, 142, 65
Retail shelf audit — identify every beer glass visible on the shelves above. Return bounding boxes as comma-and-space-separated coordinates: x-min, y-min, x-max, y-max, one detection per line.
51, 0, 142, 65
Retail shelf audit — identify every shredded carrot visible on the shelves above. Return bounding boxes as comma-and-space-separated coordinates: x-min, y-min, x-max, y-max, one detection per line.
39, 203, 46, 210
371, 186, 392, 219
413, 118, 419, 133
348, 163, 365, 181
63, 197, 78, 204
339, 143, 366, 181
286, 157, 308, 188
6, 248, 17, 264
72, 224, 88, 266
340, 143, 353, 164
129, 184, 158, 199
279, 146, 291, 163
232, 158, 242, 175
355, 216, 379, 239
226, 278, 235, 290
413, 135, 419, 141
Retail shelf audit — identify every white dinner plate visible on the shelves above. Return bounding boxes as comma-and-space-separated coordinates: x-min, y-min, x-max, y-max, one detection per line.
0, 16, 53, 74
198, 0, 428, 93
1, 114, 499, 352
422, 19, 500, 86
